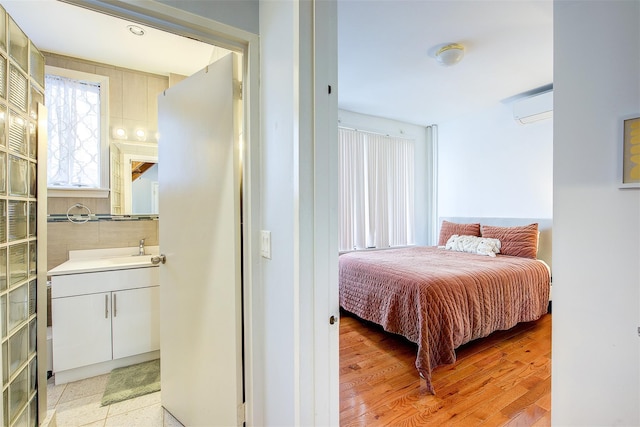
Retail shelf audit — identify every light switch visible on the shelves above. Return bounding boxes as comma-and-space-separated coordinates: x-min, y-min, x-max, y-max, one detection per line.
260, 230, 271, 259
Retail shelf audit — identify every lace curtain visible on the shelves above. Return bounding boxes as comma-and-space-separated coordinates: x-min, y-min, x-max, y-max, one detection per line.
339, 128, 415, 251
45, 74, 101, 188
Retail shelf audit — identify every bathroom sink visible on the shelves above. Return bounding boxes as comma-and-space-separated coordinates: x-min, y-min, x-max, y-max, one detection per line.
48, 247, 161, 276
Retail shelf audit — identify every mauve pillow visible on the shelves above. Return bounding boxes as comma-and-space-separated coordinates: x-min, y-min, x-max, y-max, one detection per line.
438, 220, 481, 246
481, 223, 539, 259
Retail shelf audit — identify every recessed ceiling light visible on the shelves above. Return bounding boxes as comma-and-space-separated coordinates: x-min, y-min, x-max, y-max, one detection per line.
127, 25, 145, 36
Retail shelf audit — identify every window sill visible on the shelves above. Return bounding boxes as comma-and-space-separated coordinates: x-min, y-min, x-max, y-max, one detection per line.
47, 188, 110, 198
339, 244, 416, 255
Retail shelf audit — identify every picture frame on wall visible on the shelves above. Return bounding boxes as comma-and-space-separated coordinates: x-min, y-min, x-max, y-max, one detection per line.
620, 115, 640, 188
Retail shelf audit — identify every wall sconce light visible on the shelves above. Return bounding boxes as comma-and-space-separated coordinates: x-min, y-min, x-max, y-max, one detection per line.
110, 127, 154, 142
435, 43, 465, 66
112, 127, 128, 140
134, 129, 147, 141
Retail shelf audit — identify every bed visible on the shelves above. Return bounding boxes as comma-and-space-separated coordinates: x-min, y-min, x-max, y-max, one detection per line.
339, 218, 551, 394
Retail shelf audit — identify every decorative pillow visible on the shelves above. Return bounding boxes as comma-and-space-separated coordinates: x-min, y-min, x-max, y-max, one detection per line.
481, 223, 539, 259
445, 234, 501, 257
438, 220, 481, 246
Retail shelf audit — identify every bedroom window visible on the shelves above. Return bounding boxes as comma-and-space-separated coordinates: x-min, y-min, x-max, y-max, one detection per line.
45, 66, 110, 197
339, 127, 415, 251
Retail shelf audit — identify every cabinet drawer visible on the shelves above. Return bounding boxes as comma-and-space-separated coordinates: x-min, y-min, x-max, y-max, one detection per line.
51, 266, 159, 298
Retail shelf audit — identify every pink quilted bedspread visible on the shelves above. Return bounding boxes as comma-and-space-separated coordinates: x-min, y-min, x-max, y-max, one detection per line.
339, 246, 550, 394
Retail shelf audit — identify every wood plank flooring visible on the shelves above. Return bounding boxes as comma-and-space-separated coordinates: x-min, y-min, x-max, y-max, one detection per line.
340, 311, 551, 426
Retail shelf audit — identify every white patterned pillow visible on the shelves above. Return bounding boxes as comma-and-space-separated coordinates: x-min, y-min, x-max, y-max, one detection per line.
445, 234, 501, 257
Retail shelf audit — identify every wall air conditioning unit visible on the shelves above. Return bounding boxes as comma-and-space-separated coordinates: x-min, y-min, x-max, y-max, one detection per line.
513, 90, 553, 124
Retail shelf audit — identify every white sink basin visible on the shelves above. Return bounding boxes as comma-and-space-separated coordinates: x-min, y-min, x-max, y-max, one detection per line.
48, 247, 160, 276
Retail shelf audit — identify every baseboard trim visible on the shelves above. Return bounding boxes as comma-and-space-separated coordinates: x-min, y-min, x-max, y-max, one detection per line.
53, 351, 160, 385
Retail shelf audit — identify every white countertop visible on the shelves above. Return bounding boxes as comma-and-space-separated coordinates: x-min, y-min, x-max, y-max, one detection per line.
48, 246, 160, 276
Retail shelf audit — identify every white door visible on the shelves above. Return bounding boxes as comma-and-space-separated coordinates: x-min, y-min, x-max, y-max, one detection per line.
158, 53, 243, 426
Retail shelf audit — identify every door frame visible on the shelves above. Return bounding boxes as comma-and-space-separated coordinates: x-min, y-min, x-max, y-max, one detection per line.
67, 1, 261, 423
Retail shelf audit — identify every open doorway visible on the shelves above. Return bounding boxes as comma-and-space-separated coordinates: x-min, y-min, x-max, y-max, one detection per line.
336, 0, 553, 424
2, 2, 258, 424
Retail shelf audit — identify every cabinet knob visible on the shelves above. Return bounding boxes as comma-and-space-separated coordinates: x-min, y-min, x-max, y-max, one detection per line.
329, 315, 337, 325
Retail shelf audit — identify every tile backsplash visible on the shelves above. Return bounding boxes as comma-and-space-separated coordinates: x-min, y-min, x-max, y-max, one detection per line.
47, 219, 159, 271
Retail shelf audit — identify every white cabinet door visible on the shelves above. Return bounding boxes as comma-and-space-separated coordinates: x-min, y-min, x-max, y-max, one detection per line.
111, 286, 160, 360
52, 292, 112, 372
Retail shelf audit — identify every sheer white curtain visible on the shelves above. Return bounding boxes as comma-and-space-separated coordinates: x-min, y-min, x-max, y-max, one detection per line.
339, 128, 415, 251
339, 128, 367, 250
45, 74, 101, 188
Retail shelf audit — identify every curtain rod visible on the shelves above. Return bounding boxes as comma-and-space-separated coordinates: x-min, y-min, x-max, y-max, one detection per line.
338, 125, 421, 141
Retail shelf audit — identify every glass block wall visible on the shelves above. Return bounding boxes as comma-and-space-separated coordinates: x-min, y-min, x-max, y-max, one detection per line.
0, 6, 44, 427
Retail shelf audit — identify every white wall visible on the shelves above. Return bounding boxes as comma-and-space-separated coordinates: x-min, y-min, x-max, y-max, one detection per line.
337, 109, 434, 245
155, 0, 258, 34
258, 2, 297, 423
438, 101, 553, 219
259, 1, 339, 425
553, 1, 640, 425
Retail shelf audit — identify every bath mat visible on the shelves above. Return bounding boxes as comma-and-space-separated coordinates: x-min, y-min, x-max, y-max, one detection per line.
101, 359, 160, 406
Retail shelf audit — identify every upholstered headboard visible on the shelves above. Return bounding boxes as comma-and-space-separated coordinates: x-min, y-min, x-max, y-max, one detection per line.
439, 217, 552, 272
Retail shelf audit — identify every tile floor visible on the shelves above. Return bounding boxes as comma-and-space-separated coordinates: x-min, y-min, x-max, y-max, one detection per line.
47, 374, 184, 427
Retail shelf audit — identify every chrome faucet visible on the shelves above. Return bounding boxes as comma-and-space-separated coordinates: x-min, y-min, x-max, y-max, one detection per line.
138, 238, 145, 256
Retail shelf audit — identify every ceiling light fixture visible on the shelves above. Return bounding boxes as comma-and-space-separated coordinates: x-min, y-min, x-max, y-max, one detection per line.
435, 43, 465, 66
127, 25, 145, 36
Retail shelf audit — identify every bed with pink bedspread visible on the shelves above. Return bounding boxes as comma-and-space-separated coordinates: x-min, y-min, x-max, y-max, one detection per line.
339, 221, 551, 394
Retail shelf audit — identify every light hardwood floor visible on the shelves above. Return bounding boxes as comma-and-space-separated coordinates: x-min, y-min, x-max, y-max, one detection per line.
340, 311, 551, 426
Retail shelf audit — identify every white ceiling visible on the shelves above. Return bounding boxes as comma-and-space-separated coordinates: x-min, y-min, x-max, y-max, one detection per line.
1, 0, 217, 77
338, 0, 553, 125
1, 0, 553, 127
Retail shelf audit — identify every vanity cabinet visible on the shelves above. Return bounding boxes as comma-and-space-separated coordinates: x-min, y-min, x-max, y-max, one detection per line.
50, 266, 159, 383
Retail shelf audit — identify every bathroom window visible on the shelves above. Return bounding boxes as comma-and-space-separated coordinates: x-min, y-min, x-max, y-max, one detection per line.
45, 66, 109, 197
